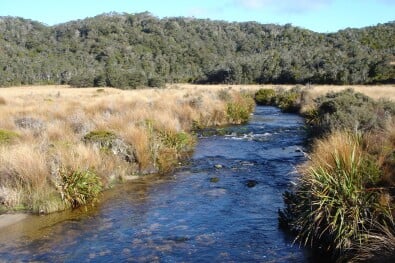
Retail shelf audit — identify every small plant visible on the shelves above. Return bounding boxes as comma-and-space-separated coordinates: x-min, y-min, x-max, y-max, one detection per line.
226, 94, 255, 124
0, 96, 6, 105
160, 131, 195, 152
96, 88, 105, 93
60, 167, 102, 208
0, 129, 19, 144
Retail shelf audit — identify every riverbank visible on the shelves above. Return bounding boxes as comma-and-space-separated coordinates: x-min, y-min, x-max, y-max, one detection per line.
0, 85, 255, 214
254, 86, 395, 261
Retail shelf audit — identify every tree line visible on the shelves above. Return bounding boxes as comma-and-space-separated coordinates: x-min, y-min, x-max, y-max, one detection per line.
0, 12, 394, 88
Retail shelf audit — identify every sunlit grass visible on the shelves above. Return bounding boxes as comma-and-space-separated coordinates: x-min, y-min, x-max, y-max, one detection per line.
0, 85, 255, 213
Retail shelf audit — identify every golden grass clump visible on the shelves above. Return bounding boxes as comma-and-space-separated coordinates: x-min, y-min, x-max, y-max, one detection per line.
280, 130, 394, 259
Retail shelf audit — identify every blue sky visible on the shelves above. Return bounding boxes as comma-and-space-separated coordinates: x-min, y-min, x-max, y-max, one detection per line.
1, 0, 394, 32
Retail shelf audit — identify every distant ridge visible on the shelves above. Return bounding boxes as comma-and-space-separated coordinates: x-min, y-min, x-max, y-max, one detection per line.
0, 13, 394, 87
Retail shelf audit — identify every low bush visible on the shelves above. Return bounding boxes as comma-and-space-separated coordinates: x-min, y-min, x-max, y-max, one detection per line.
254, 87, 302, 113
306, 89, 395, 135
254, 89, 276, 105
276, 90, 301, 113
226, 94, 255, 124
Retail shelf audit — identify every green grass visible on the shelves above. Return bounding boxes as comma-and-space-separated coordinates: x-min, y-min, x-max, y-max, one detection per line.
0, 129, 19, 144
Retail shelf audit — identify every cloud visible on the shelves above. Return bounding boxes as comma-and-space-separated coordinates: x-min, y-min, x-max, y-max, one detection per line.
233, 0, 333, 13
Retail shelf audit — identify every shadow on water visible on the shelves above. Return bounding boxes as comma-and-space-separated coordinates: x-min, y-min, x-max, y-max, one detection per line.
0, 106, 325, 262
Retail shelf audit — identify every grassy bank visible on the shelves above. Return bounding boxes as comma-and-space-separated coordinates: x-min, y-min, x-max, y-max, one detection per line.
254, 86, 395, 261
0, 85, 255, 214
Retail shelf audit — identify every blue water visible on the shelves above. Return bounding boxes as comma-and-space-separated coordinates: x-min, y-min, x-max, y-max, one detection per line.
0, 106, 315, 262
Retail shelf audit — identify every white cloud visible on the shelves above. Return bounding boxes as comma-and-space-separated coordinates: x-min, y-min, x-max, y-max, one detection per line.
234, 0, 333, 13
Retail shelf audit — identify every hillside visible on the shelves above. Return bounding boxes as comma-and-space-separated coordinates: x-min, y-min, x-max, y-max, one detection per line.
0, 12, 394, 88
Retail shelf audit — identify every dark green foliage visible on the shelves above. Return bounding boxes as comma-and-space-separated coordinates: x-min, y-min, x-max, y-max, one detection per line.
147, 77, 165, 88
307, 89, 395, 135
0, 15, 394, 87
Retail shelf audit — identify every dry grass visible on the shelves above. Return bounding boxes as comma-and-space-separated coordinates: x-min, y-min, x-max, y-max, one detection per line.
0, 83, 392, 213
0, 84, 256, 213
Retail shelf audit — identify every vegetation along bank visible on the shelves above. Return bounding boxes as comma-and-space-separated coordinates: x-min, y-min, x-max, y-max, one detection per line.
254, 86, 395, 262
0, 85, 255, 214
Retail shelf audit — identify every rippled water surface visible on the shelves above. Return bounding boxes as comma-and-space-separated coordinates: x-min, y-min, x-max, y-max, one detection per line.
0, 106, 315, 262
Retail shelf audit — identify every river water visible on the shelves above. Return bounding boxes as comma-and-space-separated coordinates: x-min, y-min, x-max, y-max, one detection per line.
0, 106, 315, 262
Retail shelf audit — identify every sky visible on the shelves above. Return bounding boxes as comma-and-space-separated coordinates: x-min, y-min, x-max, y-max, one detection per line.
0, 0, 394, 33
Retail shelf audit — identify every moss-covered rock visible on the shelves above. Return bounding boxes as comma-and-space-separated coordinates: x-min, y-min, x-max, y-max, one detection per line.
83, 130, 137, 163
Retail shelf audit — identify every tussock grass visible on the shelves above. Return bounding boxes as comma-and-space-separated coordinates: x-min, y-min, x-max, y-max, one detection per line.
277, 87, 395, 261
281, 132, 394, 259
0, 85, 255, 213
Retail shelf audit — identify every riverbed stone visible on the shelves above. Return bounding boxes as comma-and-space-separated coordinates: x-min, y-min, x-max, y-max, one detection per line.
245, 179, 258, 188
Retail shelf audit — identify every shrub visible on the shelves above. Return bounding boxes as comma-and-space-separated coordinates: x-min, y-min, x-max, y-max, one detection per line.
254, 89, 276, 105
0, 96, 6, 105
276, 91, 301, 113
226, 94, 255, 124
307, 89, 395, 135
60, 167, 102, 208
254, 87, 302, 113
0, 129, 19, 144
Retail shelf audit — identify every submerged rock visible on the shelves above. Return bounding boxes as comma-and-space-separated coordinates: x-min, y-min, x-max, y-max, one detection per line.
210, 177, 220, 183
245, 180, 258, 188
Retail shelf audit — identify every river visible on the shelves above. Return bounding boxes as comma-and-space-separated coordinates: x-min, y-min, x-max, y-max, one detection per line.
0, 106, 316, 262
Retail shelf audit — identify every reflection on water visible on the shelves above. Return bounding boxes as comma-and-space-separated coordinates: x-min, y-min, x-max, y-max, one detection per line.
0, 106, 315, 262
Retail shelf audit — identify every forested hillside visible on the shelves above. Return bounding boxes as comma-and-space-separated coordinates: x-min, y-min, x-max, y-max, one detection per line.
0, 12, 394, 88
